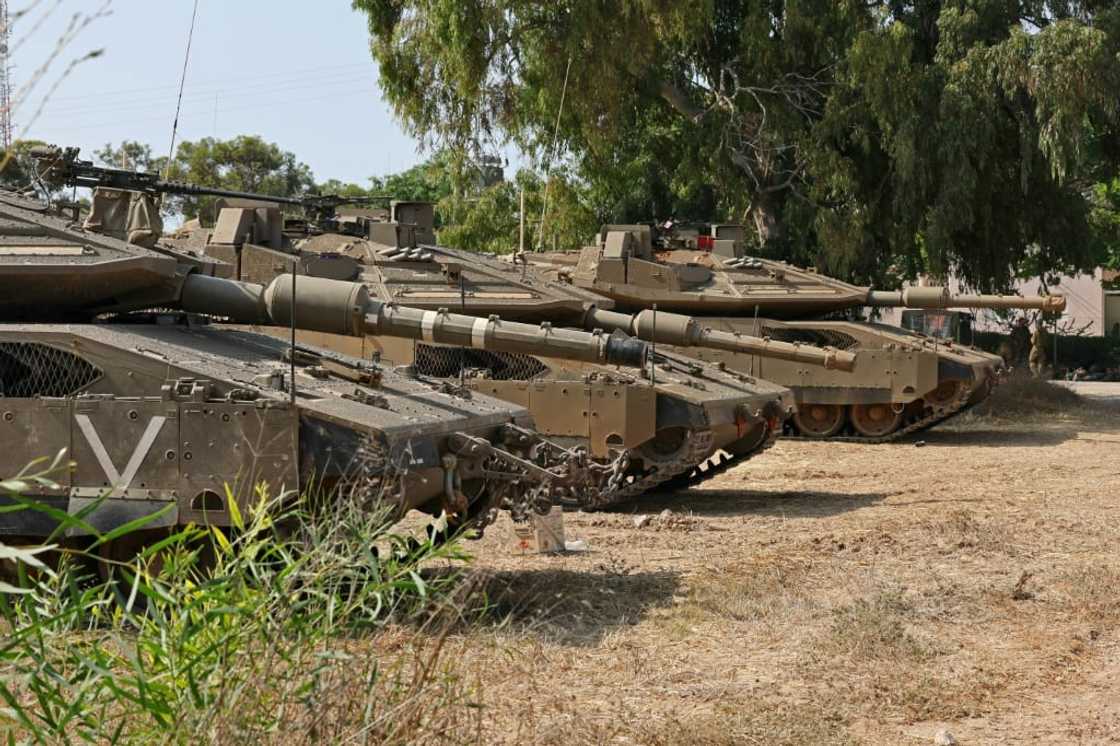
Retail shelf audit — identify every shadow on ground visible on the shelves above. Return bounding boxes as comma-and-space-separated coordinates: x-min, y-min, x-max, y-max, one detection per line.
462, 567, 681, 647
606, 488, 888, 519
912, 427, 1075, 448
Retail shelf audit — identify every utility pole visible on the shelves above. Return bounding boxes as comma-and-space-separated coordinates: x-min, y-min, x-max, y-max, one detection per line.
0, 0, 13, 150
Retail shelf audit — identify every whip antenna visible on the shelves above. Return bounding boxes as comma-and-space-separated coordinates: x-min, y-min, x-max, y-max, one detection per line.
536, 55, 572, 251
164, 0, 200, 176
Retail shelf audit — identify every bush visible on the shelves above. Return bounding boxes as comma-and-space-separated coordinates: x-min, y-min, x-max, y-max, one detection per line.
0, 464, 480, 743
973, 331, 1120, 370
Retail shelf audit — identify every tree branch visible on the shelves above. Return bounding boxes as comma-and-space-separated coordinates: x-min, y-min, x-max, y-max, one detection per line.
657, 80, 706, 122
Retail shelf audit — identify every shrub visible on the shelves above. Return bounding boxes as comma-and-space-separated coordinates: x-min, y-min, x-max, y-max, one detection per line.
0, 463, 479, 743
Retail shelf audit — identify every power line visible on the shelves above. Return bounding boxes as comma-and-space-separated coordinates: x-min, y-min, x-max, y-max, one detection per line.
45, 62, 373, 103
43, 71, 374, 116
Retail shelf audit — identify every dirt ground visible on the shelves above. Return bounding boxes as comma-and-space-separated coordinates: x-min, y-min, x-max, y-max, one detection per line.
421, 382, 1120, 745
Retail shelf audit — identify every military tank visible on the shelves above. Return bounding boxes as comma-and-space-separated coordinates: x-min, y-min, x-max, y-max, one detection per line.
0, 154, 658, 552
531, 223, 1066, 440
149, 195, 859, 508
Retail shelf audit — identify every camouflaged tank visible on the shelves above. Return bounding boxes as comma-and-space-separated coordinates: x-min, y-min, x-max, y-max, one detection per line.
531, 223, 1066, 441
0, 148, 654, 551
157, 201, 861, 508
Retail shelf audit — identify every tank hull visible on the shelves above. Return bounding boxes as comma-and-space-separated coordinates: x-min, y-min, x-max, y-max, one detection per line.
240, 326, 795, 508
653, 317, 1002, 440
0, 324, 549, 540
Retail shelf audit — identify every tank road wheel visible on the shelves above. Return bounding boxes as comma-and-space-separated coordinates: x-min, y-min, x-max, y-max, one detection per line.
793, 403, 847, 438
924, 379, 964, 409
849, 403, 903, 439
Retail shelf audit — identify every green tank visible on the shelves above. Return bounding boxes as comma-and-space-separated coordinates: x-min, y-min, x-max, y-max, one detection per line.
529, 223, 1065, 440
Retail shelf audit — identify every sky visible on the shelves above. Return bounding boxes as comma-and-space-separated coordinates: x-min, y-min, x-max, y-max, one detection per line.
10, 0, 441, 186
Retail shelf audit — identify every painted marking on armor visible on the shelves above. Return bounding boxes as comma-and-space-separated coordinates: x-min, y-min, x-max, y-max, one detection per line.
471, 318, 488, 349
75, 415, 167, 491
421, 311, 437, 342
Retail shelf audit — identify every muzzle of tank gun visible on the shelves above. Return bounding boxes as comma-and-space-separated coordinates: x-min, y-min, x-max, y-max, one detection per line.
582, 306, 856, 371
867, 287, 1067, 313
178, 273, 649, 369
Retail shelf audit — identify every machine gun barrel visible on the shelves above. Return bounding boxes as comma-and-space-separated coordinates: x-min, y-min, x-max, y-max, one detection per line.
582, 307, 856, 371
179, 274, 649, 369
867, 287, 1067, 313
30, 145, 388, 215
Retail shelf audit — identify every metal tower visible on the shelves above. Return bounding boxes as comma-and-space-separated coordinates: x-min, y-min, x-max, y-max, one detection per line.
0, 0, 11, 149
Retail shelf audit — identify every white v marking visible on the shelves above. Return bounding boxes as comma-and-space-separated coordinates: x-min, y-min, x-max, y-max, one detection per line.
75, 415, 167, 491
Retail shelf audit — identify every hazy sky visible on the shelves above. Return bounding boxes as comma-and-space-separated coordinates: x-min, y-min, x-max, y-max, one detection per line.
10, 0, 437, 186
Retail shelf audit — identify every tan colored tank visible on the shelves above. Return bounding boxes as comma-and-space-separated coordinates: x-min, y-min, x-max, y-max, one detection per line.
529, 223, 1066, 440
0, 149, 664, 550
158, 201, 847, 507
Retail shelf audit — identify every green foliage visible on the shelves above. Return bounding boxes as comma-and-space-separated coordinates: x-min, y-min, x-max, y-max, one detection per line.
162, 135, 316, 221
93, 140, 168, 175
0, 468, 478, 742
439, 168, 598, 253
973, 330, 1120, 370
1091, 177, 1120, 271
355, 0, 1120, 289
0, 140, 53, 191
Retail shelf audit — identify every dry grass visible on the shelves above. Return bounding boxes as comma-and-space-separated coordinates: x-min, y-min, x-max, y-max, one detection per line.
415, 389, 1120, 744
970, 374, 1085, 416
682, 557, 816, 625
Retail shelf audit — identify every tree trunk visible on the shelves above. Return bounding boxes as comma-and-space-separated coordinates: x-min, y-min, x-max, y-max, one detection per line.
748, 190, 784, 247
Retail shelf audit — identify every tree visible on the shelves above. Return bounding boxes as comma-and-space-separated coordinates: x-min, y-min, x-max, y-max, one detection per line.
164, 136, 316, 221
94, 141, 167, 174
355, 0, 1120, 290
439, 167, 597, 253
1091, 177, 1120, 274
0, 140, 52, 191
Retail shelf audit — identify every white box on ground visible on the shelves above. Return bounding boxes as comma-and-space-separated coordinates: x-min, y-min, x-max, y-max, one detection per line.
513, 506, 566, 554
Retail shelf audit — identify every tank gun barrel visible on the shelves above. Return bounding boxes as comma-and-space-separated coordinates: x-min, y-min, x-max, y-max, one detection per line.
582, 307, 856, 371
179, 274, 649, 369
867, 287, 1067, 313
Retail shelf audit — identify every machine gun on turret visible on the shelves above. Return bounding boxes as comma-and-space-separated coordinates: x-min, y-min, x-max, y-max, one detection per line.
30, 145, 388, 223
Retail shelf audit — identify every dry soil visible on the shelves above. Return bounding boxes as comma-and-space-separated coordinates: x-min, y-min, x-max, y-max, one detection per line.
416, 382, 1120, 745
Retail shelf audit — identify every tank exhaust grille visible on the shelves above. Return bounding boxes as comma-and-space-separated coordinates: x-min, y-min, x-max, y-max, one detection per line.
414, 344, 549, 381
0, 343, 102, 397
761, 327, 860, 351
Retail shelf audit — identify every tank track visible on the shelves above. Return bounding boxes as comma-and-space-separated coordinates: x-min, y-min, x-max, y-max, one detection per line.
574, 423, 782, 510
788, 385, 975, 445
571, 429, 716, 511
667, 424, 781, 490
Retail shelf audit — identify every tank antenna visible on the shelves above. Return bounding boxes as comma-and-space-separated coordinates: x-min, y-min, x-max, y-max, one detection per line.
290, 261, 297, 406
459, 272, 466, 387
163, 0, 201, 177
750, 303, 760, 376
536, 55, 572, 251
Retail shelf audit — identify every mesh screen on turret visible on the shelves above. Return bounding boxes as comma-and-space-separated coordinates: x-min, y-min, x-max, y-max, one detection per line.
414, 344, 549, 381
0, 343, 102, 397
761, 327, 860, 351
